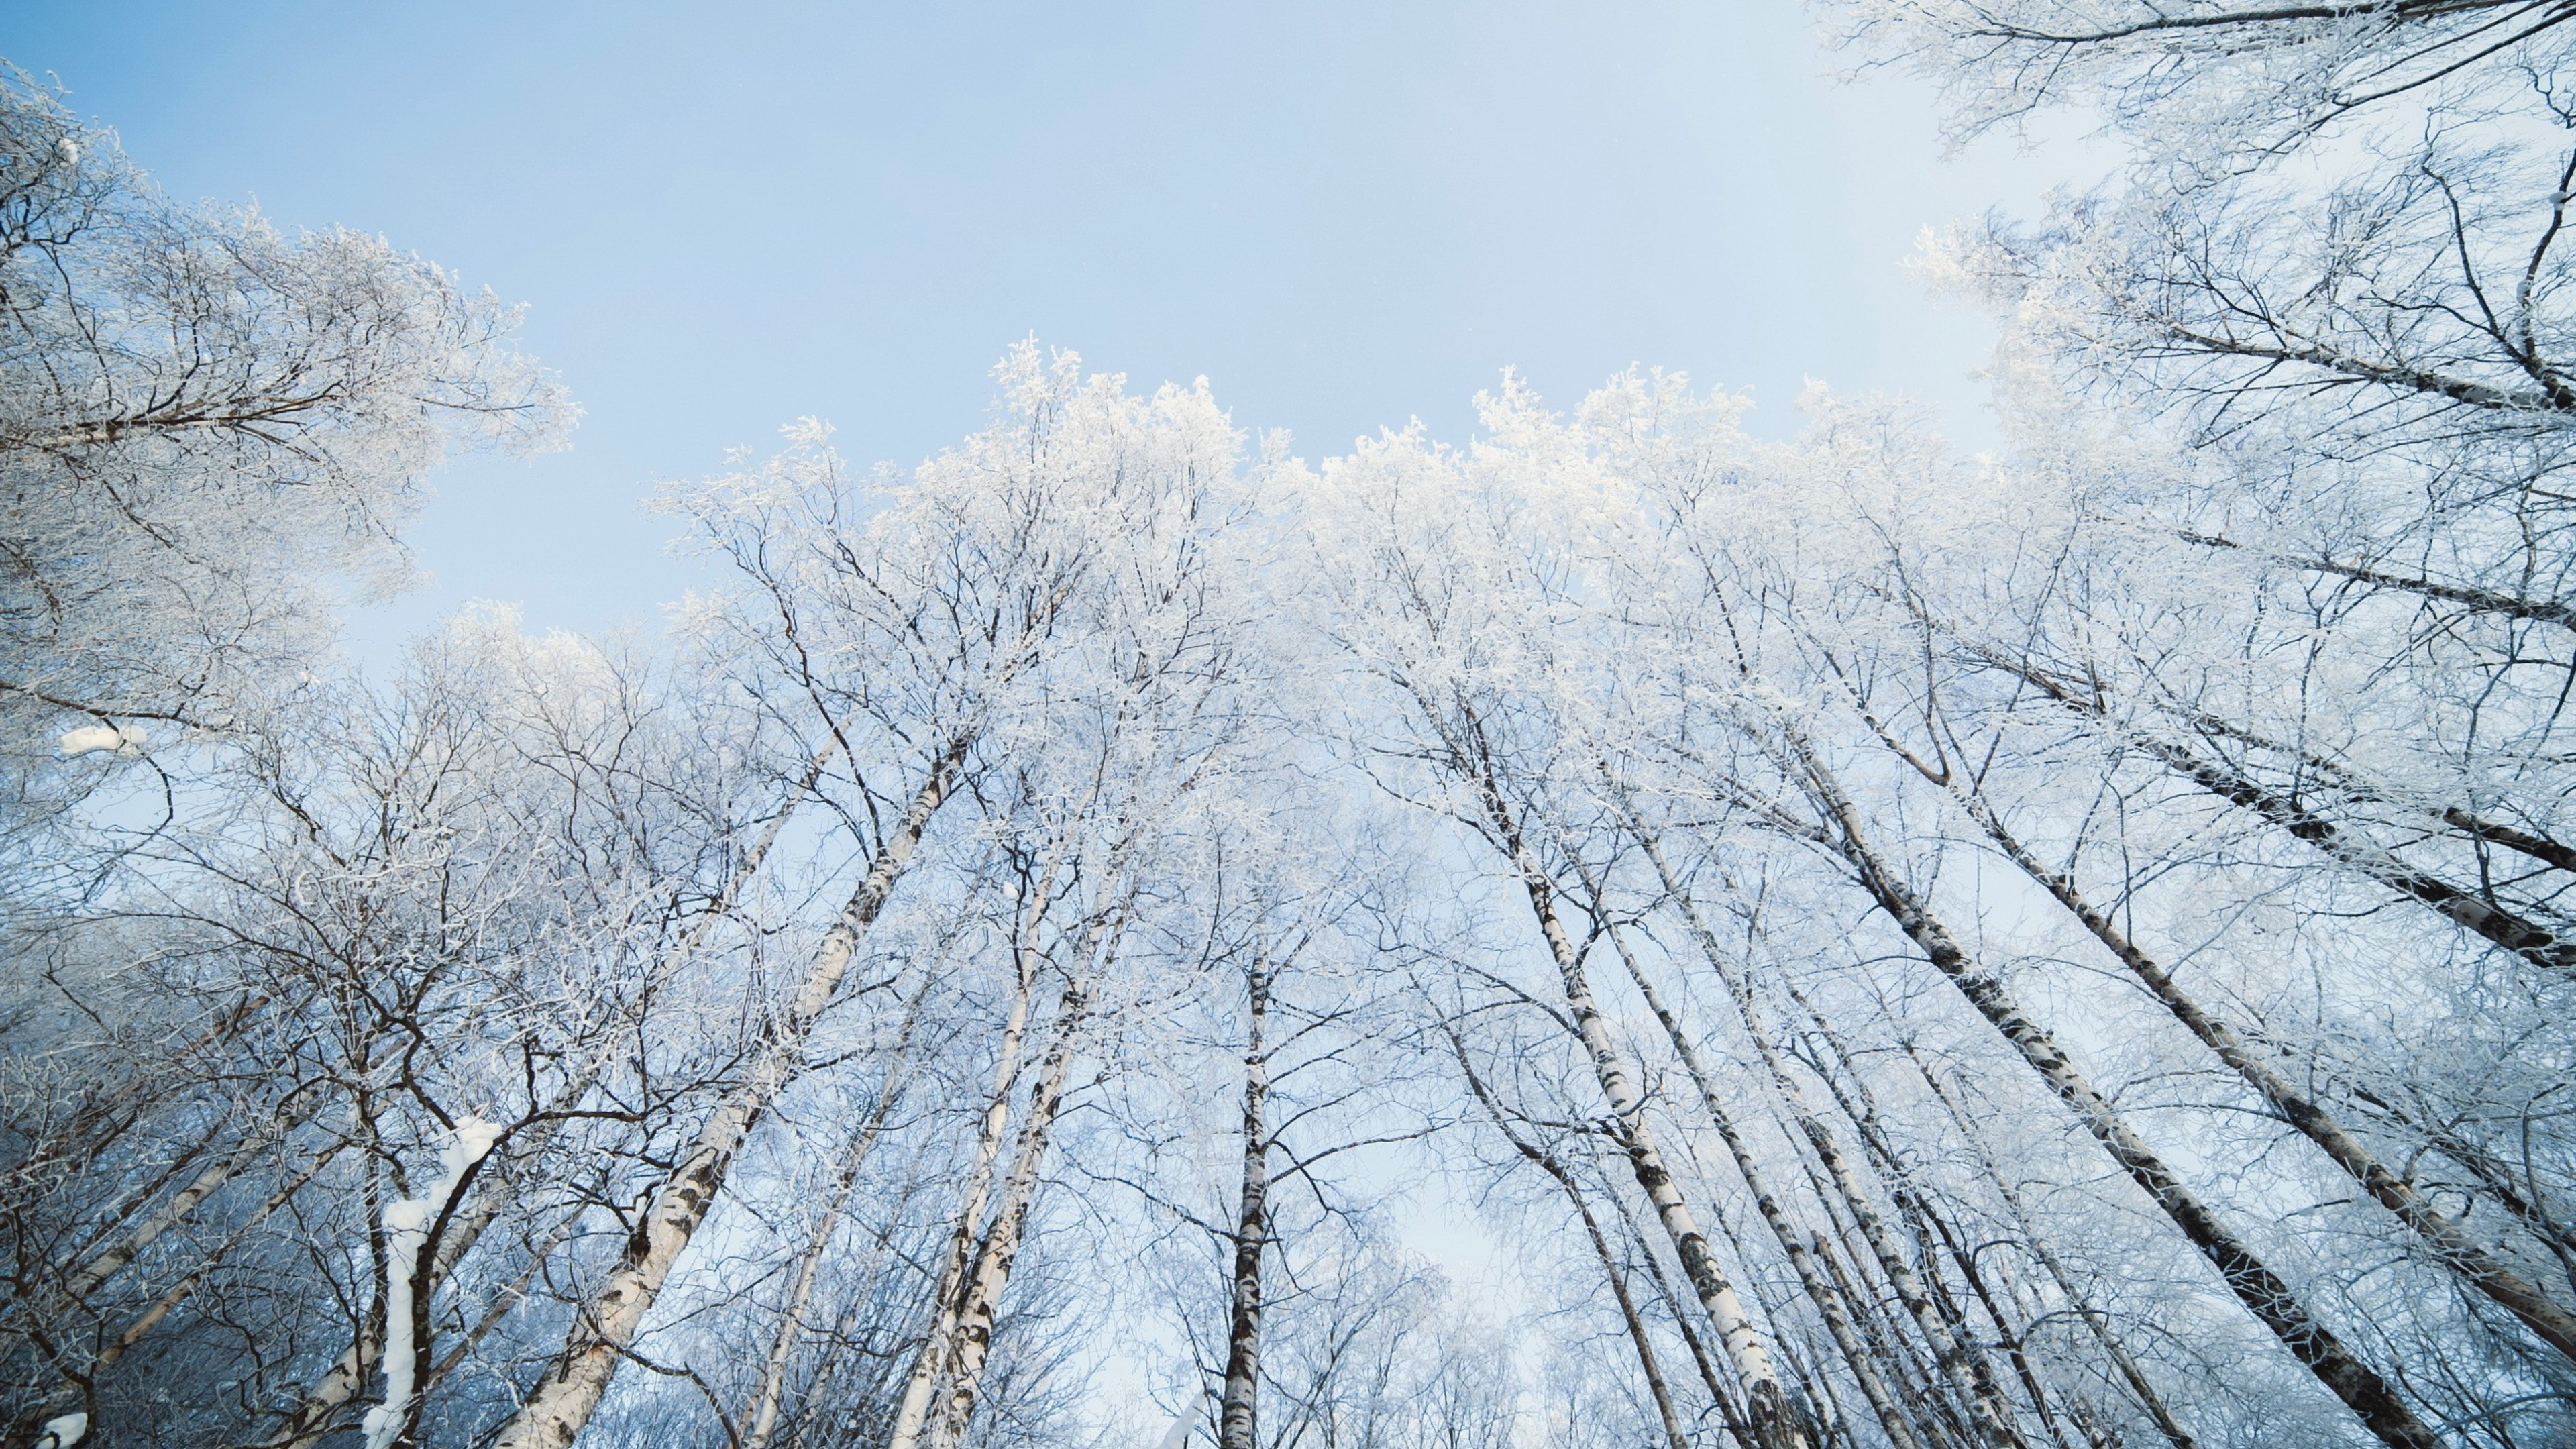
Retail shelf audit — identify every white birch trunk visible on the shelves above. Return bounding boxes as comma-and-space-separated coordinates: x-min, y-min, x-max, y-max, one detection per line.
924, 961, 1095, 1449
881, 847, 1075, 1449
488, 740, 966, 1449
1896, 1034, 2202, 1449
1936, 762, 2576, 1366
255, 727, 861, 1449
1515, 851, 1807, 1449
1787, 731, 2443, 1449
1613, 822, 2023, 1449
1217, 951, 1270, 1449
1587, 913, 1929, 1449
1435, 700, 1809, 1449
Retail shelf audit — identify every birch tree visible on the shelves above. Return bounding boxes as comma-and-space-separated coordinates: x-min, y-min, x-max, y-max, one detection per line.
0, 68, 571, 867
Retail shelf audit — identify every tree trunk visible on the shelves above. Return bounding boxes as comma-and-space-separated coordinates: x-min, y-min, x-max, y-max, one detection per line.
1588, 912, 1930, 1449
882, 844, 1074, 1449
258, 727, 865, 1449
1947, 774, 2576, 1366
95, 1140, 343, 1373
1616, 819, 2021, 1449
1980, 643, 2576, 977
1894, 1034, 2202, 1449
488, 739, 966, 1449
1601, 1169, 1763, 1449
1444, 1016, 1693, 1449
1515, 853, 1807, 1449
1218, 951, 1271, 1449
1789, 734, 2443, 1449
1436, 702, 1809, 1449
927, 930, 1111, 1449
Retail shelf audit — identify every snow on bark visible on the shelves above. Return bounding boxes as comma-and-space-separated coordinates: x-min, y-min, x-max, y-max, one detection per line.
360, 1117, 504, 1449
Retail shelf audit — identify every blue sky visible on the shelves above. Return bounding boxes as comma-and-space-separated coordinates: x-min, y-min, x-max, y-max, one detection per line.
8, 2, 2102, 646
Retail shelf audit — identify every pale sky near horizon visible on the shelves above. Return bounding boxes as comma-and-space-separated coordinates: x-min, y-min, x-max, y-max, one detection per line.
5, 2, 2108, 651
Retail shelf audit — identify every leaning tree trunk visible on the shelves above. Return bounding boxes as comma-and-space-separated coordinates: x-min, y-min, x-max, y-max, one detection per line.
1937, 767, 2576, 1367
1585, 909, 1931, 1449
1448, 720, 1809, 1449
1890, 1032, 2201, 1449
1976, 642, 2576, 979
927, 909, 1124, 1449
1788, 733, 2444, 1449
1599, 1168, 1764, 1449
258, 727, 866, 1449
882, 841, 1085, 1449
1612, 816, 2021, 1449
488, 739, 967, 1449
1444, 1019, 1693, 1449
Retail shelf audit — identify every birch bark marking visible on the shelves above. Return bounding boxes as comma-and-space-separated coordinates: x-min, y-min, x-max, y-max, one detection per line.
1217, 948, 1271, 1449
490, 738, 967, 1449
1447, 734, 1807, 1449
1542, 875, 1808, 1448
1786, 733, 2443, 1449
929, 909, 1126, 1449
1614, 817, 2019, 1449
56, 1085, 327, 1315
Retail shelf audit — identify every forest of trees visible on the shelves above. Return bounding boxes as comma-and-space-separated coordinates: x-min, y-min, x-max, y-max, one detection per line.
10, 3, 2576, 1447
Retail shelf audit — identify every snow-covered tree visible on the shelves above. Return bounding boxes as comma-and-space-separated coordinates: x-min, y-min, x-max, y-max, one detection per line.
0, 69, 571, 871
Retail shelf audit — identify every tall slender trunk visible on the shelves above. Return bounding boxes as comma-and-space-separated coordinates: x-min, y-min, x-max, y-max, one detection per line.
1585, 912, 1928, 1449
782, 1173, 922, 1449
739, 996, 925, 1449
3, 991, 270, 1207
1891, 1032, 2202, 1449
1787, 733, 2443, 1449
1436, 700, 1809, 1449
489, 739, 967, 1449
1939, 769, 2576, 1366
2175, 529, 2576, 637
93, 1140, 344, 1373
1218, 951, 1271, 1449
1508, 855, 1804, 1444
1443, 1017, 1692, 1449
5, 1106, 340, 1449
1808, 1226, 1952, 1448
1570, 1190, 1695, 1449
2341, 1083, 2576, 1281
924, 953, 1097, 1449
1772, 984, 2032, 1449
882, 843, 1078, 1449
1564, 928, 1803, 1449
1613, 816, 2019, 1449
1600, 1167, 1763, 1449
1906, 1173, 2076, 1449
